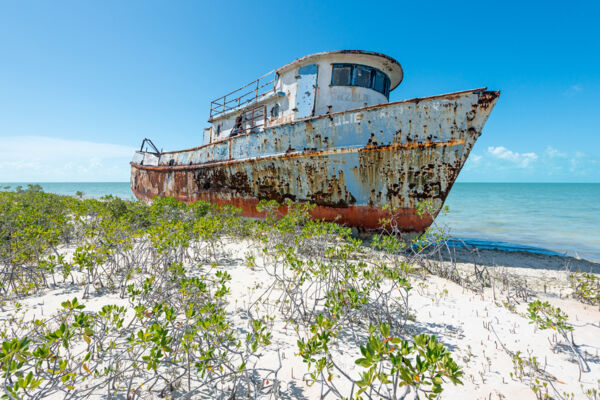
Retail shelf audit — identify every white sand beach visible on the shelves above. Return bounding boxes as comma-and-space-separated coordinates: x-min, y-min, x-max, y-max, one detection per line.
3, 238, 598, 400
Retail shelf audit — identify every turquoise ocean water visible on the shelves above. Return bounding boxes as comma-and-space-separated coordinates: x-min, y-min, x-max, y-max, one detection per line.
436, 183, 599, 262
0, 182, 135, 200
1, 182, 598, 261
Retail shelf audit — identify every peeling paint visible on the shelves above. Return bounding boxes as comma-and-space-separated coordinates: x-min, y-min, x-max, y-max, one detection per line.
131, 88, 499, 231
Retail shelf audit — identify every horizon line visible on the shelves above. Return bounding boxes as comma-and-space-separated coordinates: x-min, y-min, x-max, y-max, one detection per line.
1, 181, 599, 184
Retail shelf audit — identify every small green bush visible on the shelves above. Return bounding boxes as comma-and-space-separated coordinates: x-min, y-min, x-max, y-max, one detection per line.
569, 271, 600, 307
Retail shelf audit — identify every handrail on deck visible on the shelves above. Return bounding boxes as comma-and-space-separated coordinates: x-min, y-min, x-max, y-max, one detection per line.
210, 71, 277, 119
139, 138, 161, 155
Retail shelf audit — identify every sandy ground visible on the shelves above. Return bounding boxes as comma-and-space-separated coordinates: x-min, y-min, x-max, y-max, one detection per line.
1, 242, 599, 399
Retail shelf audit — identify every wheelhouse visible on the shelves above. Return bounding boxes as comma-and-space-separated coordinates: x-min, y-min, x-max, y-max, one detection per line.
205, 50, 403, 144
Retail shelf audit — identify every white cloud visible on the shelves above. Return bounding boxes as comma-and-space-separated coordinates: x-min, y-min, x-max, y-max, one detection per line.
470, 154, 482, 163
460, 145, 600, 182
463, 153, 483, 171
544, 146, 566, 158
564, 84, 583, 97
487, 146, 538, 168
462, 153, 482, 171
0, 136, 134, 182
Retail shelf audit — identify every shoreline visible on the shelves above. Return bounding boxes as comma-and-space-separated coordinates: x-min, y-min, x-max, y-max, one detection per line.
447, 246, 600, 273
445, 236, 600, 264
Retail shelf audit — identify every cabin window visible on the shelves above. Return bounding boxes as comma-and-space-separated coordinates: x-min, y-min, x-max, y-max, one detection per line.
331, 65, 352, 86
270, 104, 280, 118
354, 66, 372, 88
330, 63, 391, 97
372, 70, 386, 94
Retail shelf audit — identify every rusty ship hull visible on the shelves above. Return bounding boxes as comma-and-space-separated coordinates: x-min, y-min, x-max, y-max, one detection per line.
131, 88, 499, 231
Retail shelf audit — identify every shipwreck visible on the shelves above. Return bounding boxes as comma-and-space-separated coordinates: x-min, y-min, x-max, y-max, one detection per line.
131, 50, 499, 231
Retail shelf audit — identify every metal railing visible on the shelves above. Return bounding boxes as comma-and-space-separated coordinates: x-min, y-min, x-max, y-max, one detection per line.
139, 138, 161, 155
230, 105, 267, 136
209, 71, 276, 119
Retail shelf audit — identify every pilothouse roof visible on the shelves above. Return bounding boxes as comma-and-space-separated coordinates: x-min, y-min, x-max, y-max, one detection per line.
275, 50, 404, 90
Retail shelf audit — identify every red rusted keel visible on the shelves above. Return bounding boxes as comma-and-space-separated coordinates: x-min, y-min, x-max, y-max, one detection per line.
130, 180, 432, 231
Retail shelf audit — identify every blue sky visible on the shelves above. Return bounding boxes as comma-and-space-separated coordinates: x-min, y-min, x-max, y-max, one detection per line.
1, 1, 598, 182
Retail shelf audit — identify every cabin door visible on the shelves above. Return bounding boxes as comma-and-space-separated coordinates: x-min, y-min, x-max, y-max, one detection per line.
296, 64, 318, 119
